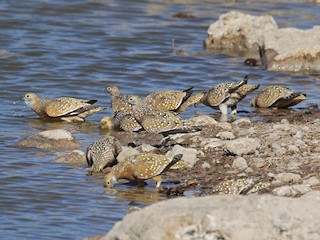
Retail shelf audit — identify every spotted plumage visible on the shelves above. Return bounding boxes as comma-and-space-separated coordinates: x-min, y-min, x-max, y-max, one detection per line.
250, 85, 307, 108
127, 95, 197, 134
22, 92, 104, 122
212, 177, 270, 195
143, 87, 193, 112
200, 76, 248, 115
86, 136, 122, 172
104, 153, 183, 188
106, 86, 132, 114
100, 112, 142, 132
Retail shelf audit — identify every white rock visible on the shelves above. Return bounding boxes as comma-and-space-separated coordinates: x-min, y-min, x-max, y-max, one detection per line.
38, 129, 75, 140
116, 146, 139, 163
231, 157, 248, 171
189, 115, 218, 126
232, 118, 252, 125
166, 145, 200, 167
216, 131, 235, 140
224, 138, 260, 156
272, 184, 312, 197
303, 177, 320, 186
273, 172, 301, 184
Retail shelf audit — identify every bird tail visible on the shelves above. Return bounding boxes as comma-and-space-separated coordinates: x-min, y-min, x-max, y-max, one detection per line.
163, 154, 183, 172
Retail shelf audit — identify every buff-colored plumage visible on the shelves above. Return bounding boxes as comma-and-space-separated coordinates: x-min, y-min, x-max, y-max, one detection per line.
104, 153, 183, 188
100, 112, 142, 132
201, 76, 248, 115
127, 95, 197, 134
250, 85, 307, 108
106, 86, 132, 114
22, 92, 104, 122
86, 136, 122, 172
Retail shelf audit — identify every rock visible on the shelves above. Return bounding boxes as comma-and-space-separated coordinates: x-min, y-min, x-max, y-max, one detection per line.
135, 144, 157, 153
204, 11, 278, 52
273, 172, 302, 185
116, 146, 139, 163
204, 11, 320, 72
203, 138, 225, 150
16, 129, 80, 151
201, 161, 211, 169
102, 193, 320, 240
231, 157, 248, 171
189, 115, 218, 126
303, 177, 320, 186
271, 143, 287, 156
232, 118, 252, 125
165, 145, 200, 167
224, 138, 260, 156
272, 184, 312, 197
217, 122, 232, 131
216, 131, 235, 140
55, 150, 86, 164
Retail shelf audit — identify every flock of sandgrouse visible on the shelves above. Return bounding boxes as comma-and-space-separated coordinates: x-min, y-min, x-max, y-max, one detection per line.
22, 76, 307, 188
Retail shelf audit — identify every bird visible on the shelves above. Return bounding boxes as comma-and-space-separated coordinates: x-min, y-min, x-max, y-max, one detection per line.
143, 87, 194, 112
106, 86, 132, 114
250, 85, 307, 108
104, 153, 183, 188
200, 76, 248, 115
100, 111, 142, 132
223, 81, 260, 115
127, 95, 199, 134
22, 92, 104, 122
86, 136, 122, 172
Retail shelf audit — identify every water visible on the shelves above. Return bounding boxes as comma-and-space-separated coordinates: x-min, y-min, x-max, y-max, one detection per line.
1, 0, 319, 239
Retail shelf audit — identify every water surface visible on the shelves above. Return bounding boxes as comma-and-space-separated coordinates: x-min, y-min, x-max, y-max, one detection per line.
1, 0, 319, 239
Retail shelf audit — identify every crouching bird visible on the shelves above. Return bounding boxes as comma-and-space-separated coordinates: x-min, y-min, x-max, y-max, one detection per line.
104, 153, 183, 188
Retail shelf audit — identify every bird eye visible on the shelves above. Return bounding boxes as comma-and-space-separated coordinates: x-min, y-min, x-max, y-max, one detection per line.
26, 94, 29, 98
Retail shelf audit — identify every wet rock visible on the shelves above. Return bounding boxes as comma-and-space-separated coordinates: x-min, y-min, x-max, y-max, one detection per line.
189, 115, 218, 126
272, 184, 312, 197
216, 131, 235, 140
102, 193, 320, 240
16, 129, 80, 151
165, 145, 201, 167
55, 150, 86, 164
273, 172, 302, 185
204, 11, 278, 52
231, 157, 248, 171
204, 11, 320, 72
224, 138, 260, 156
116, 146, 139, 163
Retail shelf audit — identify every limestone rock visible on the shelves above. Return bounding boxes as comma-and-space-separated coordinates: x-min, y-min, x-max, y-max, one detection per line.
204, 11, 320, 72
189, 115, 218, 126
165, 145, 200, 167
273, 172, 302, 185
231, 157, 248, 171
16, 129, 80, 151
204, 11, 278, 52
116, 146, 139, 163
102, 193, 320, 240
224, 137, 260, 156
216, 131, 235, 140
55, 150, 86, 164
272, 184, 312, 197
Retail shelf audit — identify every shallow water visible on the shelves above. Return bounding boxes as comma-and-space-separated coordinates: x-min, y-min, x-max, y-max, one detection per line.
1, 0, 319, 239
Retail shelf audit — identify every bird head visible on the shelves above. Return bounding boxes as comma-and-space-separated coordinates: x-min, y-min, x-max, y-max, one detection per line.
126, 95, 142, 106
106, 86, 120, 96
100, 116, 115, 130
104, 172, 117, 188
250, 96, 258, 107
22, 92, 38, 107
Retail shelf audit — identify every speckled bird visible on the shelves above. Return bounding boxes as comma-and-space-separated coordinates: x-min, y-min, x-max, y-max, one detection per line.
212, 177, 270, 195
104, 153, 183, 188
86, 136, 122, 172
100, 111, 142, 132
143, 87, 194, 112
22, 92, 104, 122
127, 95, 197, 134
200, 76, 249, 115
250, 85, 307, 108
106, 86, 133, 114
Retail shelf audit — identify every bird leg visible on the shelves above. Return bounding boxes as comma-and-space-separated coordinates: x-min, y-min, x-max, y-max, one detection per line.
218, 104, 228, 115
230, 104, 237, 115
153, 175, 163, 188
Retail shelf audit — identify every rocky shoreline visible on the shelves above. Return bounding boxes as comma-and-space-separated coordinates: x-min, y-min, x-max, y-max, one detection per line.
17, 108, 320, 239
